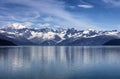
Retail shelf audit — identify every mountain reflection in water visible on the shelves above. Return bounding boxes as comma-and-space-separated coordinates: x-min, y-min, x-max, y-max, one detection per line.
0, 46, 120, 79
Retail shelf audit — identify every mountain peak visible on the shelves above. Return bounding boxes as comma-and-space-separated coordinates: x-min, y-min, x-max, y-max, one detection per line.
0, 27, 119, 45
12, 23, 27, 29
3, 23, 30, 30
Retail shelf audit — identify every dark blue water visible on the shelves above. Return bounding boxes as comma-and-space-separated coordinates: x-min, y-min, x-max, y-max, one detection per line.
0, 46, 120, 79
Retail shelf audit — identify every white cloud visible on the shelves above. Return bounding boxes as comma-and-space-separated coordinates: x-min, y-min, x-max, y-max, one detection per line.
78, 4, 94, 8
102, 0, 120, 7
37, 23, 50, 27
43, 16, 54, 22
23, 22, 33, 27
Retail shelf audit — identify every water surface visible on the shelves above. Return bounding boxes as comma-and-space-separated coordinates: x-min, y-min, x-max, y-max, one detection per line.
0, 46, 120, 79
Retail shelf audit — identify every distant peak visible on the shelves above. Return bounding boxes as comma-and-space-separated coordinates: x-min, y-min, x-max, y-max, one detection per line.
3, 23, 30, 29
12, 23, 27, 29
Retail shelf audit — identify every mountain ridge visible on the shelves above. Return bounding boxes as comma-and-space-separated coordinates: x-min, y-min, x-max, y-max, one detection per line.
0, 26, 120, 46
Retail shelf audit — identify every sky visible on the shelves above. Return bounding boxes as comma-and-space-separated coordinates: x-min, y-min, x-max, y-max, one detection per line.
0, 0, 120, 30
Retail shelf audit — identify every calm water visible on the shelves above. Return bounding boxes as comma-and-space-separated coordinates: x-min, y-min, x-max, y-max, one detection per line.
0, 46, 120, 79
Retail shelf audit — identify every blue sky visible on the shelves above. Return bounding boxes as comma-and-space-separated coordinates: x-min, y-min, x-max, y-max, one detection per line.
0, 0, 120, 30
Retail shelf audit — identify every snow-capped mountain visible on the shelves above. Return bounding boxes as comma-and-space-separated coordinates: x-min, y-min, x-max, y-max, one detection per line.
0, 24, 120, 45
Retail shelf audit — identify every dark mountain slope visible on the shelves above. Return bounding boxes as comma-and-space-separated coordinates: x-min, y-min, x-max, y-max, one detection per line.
104, 39, 120, 45
58, 35, 119, 46
0, 39, 16, 46
0, 34, 35, 45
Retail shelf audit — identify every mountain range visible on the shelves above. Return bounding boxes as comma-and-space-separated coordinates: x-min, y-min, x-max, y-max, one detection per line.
0, 23, 120, 46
